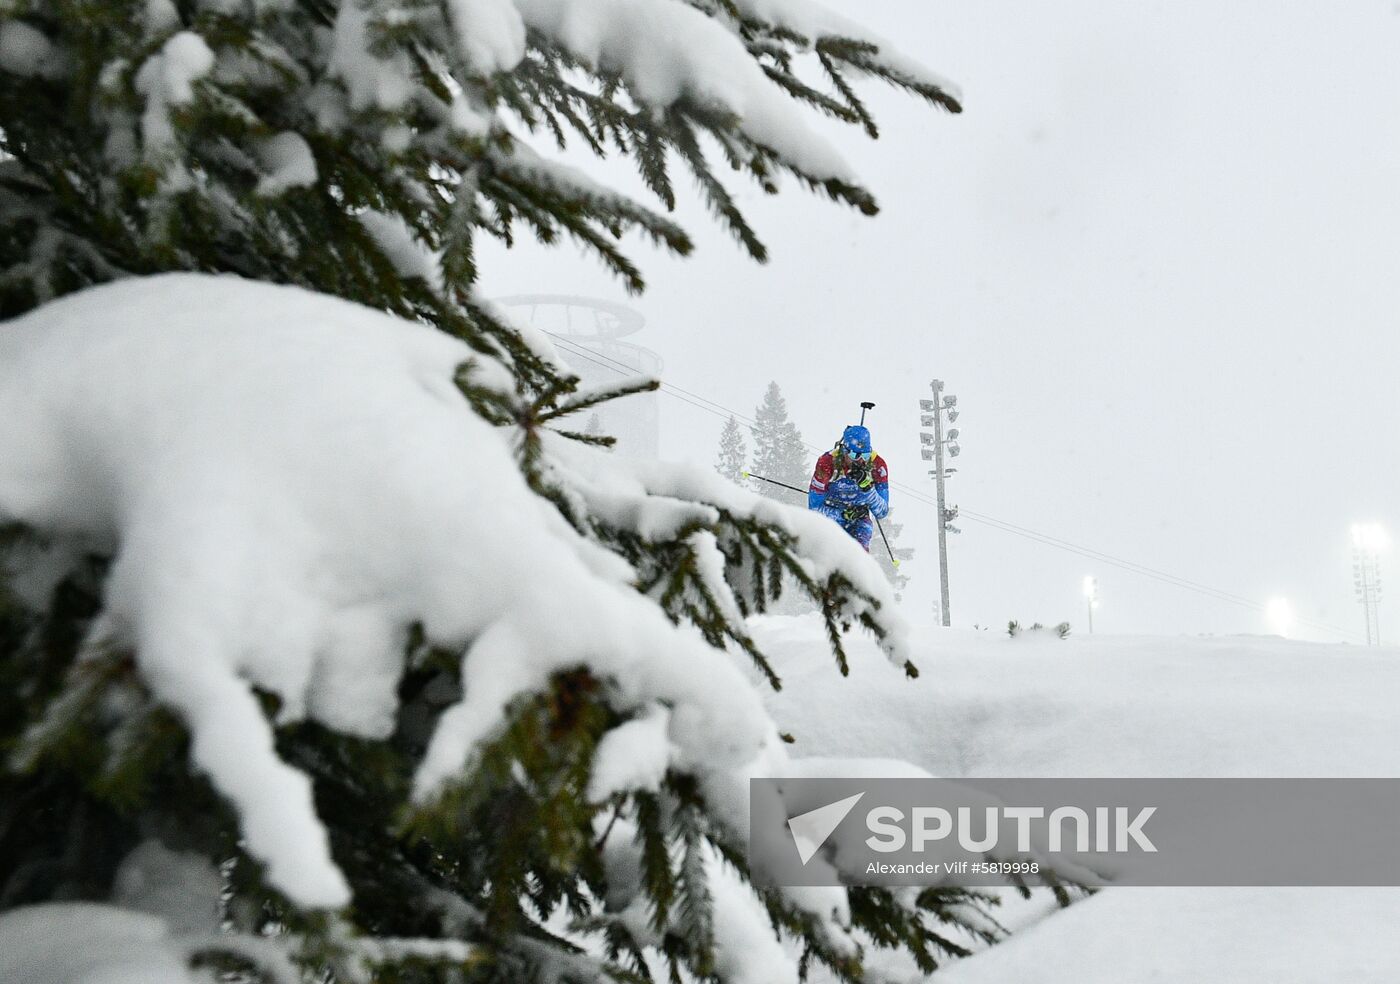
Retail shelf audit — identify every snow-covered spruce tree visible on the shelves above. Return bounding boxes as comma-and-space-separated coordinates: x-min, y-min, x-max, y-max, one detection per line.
714, 415, 748, 484
0, 2, 1033, 982
750, 382, 810, 502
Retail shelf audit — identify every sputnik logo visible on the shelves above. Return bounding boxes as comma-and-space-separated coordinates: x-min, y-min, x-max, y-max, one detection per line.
787, 792, 865, 864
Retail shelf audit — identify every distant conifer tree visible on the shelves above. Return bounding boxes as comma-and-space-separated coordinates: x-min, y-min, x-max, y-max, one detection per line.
750, 382, 809, 499
714, 415, 747, 483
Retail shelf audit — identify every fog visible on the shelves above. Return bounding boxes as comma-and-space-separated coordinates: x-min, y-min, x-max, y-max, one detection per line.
479, 0, 1400, 641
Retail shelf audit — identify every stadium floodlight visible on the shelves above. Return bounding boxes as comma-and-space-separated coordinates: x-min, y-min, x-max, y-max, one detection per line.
918, 381, 962, 629
1351, 522, 1387, 645
1352, 523, 1390, 553
1265, 597, 1294, 638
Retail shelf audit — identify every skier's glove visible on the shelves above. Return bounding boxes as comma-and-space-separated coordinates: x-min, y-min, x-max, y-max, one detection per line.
858, 486, 889, 519
826, 478, 860, 504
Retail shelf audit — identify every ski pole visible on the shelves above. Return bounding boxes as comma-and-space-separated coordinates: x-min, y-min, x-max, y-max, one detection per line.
740, 471, 806, 495
746, 471, 900, 569
873, 515, 900, 568
852, 400, 896, 565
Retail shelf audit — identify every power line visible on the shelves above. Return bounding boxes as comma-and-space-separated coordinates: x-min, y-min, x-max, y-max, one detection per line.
540, 331, 1361, 640
548, 338, 735, 422
544, 332, 747, 423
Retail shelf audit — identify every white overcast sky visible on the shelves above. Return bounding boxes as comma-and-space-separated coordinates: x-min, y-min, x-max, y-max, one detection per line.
479, 0, 1400, 641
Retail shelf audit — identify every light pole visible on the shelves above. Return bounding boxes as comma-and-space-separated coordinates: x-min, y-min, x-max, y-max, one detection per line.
919, 381, 961, 627
1083, 576, 1099, 634
1352, 523, 1387, 646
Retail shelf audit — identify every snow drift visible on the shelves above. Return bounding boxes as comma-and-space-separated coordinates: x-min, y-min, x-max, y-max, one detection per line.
753, 617, 1400, 982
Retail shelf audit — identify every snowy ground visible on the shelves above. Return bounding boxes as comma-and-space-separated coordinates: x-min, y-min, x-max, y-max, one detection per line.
751, 615, 1400, 982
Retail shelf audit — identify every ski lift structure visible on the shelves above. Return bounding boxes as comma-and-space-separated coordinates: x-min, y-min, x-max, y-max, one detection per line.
496, 295, 663, 458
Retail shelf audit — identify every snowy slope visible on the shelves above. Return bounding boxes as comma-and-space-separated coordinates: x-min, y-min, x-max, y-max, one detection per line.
757, 619, 1400, 777
752, 616, 1400, 982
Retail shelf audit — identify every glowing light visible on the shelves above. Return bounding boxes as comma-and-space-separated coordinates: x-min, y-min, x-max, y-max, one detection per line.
1265, 597, 1294, 638
1351, 523, 1390, 553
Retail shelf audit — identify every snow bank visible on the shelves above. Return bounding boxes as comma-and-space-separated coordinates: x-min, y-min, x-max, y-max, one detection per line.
933, 888, 1400, 984
112, 841, 222, 935
0, 895, 301, 984
0, 903, 200, 984
753, 616, 1400, 981
0, 273, 793, 907
755, 619, 1400, 777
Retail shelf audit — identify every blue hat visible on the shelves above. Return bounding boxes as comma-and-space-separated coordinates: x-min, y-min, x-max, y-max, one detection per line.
841, 425, 872, 455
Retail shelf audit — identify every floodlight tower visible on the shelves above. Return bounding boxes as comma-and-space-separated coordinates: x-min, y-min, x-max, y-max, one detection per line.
919, 380, 961, 627
1351, 523, 1387, 645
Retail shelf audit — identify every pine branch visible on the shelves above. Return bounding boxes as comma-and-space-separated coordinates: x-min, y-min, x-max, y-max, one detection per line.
667, 111, 768, 262
539, 377, 660, 423
763, 62, 864, 129
817, 36, 964, 114
817, 50, 879, 139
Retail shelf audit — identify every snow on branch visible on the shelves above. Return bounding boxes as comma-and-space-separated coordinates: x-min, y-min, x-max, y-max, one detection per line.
134, 31, 215, 176
357, 208, 445, 291
0, 18, 65, 79
515, 0, 856, 183
539, 374, 660, 423
0, 274, 784, 905
482, 139, 694, 291
542, 436, 917, 683
1, 0, 959, 330
727, 0, 962, 110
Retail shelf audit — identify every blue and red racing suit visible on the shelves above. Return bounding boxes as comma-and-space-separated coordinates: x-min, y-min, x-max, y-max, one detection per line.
808, 449, 889, 550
